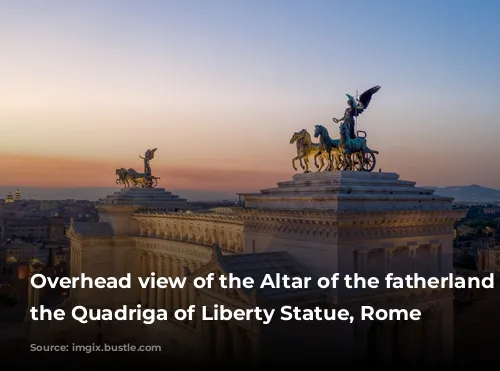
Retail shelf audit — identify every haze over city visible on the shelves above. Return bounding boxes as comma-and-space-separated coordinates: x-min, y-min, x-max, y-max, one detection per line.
1, 0, 499, 195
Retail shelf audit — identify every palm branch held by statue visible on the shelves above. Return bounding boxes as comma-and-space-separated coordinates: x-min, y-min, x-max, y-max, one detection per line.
332, 86, 381, 139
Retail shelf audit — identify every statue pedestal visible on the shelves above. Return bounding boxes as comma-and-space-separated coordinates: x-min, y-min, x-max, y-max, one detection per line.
236, 170, 464, 364
236, 170, 464, 284
239, 170, 454, 212
98, 187, 188, 236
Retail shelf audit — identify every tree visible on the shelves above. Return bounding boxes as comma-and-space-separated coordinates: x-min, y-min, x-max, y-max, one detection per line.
455, 253, 477, 270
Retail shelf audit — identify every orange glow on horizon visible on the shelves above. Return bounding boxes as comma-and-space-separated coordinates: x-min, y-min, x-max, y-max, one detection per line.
0, 152, 289, 191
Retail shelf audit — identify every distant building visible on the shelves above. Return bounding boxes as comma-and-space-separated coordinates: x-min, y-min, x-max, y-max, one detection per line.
455, 224, 475, 236
45, 244, 70, 267
0, 216, 65, 242
14, 189, 21, 201
4, 193, 14, 203
40, 200, 59, 211
2, 241, 49, 265
477, 247, 500, 273
484, 206, 500, 215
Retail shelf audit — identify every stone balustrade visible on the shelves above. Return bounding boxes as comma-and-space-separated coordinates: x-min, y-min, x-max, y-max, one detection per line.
134, 211, 245, 253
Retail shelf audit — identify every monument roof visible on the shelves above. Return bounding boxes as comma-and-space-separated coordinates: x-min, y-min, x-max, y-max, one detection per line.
98, 188, 188, 210
191, 244, 324, 303
240, 171, 457, 212
220, 250, 320, 298
66, 219, 114, 238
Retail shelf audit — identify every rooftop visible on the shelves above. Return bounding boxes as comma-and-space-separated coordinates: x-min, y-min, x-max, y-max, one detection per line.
66, 219, 114, 238
212, 245, 322, 300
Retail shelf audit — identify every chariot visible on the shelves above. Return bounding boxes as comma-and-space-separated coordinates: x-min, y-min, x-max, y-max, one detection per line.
290, 85, 381, 174
144, 174, 160, 188
115, 148, 161, 188
340, 130, 377, 172
115, 170, 161, 188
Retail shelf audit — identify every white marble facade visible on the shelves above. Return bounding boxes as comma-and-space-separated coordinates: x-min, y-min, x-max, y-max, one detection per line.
28, 171, 465, 365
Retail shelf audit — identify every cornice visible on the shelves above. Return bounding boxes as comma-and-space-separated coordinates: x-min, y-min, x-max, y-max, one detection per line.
132, 207, 464, 225
234, 208, 463, 226
243, 221, 451, 241
134, 237, 213, 260
133, 212, 244, 225
234, 207, 464, 219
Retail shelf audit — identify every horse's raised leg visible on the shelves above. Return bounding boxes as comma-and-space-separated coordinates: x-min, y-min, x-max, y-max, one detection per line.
314, 153, 321, 170
337, 153, 343, 170
332, 152, 340, 171
303, 156, 311, 173
318, 156, 325, 172
327, 152, 334, 171
328, 153, 335, 171
292, 156, 299, 171
343, 153, 351, 171
315, 153, 324, 172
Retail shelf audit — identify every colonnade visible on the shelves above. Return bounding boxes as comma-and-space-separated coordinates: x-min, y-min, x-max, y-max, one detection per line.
356, 307, 444, 365
201, 313, 258, 365
356, 243, 443, 280
139, 251, 204, 324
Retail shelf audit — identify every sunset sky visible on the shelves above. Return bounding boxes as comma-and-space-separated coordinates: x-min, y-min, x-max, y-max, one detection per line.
1, 0, 499, 193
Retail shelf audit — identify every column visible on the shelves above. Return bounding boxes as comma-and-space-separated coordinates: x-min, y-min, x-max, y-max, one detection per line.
148, 253, 156, 309
423, 307, 442, 366
357, 250, 368, 277
33, 286, 40, 308
216, 322, 228, 365
249, 332, 260, 367
385, 247, 395, 275
408, 245, 418, 274
70, 249, 74, 277
172, 257, 180, 310
188, 261, 197, 325
74, 250, 78, 301
69, 251, 74, 299
32, 271, 42, 309
355, 321, 371, 360
164, 256, 173, 312
156, 255, 164, 309
180, 259, 189, 311
25, 272, 34, 322
74, 249, 78, 275
430, 243, 441, 276
141, 253, 147, 306
201, 316, 213, 361
377, 321, 394, 363
231, 326, 246, 364
399, 320, 418, 362
441, 298, 454, 365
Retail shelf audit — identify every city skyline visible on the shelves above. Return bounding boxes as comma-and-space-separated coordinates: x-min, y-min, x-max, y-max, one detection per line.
1, 0, 499, 191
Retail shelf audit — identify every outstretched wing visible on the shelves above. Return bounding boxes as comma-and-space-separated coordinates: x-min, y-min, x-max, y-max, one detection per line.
354, 85, 381, 116
149, 148, 157, 159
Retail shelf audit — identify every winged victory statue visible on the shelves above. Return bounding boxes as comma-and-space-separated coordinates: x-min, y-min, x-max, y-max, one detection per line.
333, 85, 381, 139
115, 148, 161, 188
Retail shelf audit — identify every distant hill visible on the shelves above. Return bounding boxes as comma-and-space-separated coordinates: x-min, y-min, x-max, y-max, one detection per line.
424, 185, 500, 203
